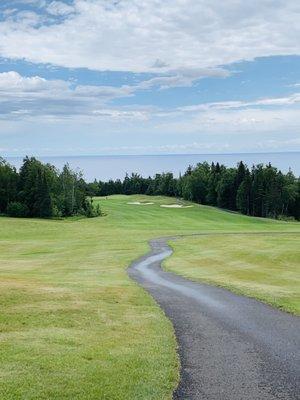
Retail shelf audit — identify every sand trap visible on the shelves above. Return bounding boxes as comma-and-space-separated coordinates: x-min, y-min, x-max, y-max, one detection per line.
160, 204, 193, 208
127, 201, 154, 205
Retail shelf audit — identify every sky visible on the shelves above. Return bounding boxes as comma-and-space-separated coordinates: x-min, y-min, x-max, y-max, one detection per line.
0, 0, 300, 156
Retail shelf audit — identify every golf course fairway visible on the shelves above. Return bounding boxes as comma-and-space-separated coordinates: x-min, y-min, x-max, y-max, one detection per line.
0, 195, 299, 399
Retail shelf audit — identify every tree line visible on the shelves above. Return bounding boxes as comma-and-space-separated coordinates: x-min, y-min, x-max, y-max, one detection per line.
85, 161, 300, 220
1, 157, 299, 220
0, 156, 101, 218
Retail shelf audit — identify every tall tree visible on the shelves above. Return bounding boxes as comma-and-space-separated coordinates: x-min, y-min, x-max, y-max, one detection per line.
0, 157, 18, 213
236, 169, 252, 215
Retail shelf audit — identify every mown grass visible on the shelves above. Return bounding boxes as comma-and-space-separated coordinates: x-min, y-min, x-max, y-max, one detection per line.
0, 195, 299, 399
165, 233, 300, 314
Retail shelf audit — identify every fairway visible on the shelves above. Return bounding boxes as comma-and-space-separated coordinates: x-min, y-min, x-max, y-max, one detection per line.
0, 195, 299, 399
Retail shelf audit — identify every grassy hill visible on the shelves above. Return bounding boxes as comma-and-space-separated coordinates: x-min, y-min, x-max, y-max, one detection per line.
0, 195, 299, 399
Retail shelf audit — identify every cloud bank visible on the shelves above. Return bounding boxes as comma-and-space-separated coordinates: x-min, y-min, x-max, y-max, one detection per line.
0, 0, 299, 72
1, 71, 299, 141
0, 1, 299, 156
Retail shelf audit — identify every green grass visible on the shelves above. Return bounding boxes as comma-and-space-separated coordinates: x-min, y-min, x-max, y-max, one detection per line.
0, 195, 299, 399
165, 233, 300, 314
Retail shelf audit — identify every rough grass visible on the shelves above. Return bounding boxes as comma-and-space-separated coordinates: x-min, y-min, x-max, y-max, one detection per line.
0, 195, 299, 399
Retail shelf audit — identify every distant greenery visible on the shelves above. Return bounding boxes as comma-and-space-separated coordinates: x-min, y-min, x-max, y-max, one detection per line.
0, 156, 101, 218
2, 156, 299, 220
86, 161, 300, 220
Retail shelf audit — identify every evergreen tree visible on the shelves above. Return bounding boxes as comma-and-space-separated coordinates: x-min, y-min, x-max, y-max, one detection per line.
251, 165, 265, 217
206, 162, 223, 205
36, 169, 52, 218
0, 157, 18, 213
216, 169, 236, 209
236, 169, 252, 215
1, 156, 299, 220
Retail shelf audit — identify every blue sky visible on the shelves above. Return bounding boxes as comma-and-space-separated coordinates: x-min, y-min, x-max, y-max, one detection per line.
0, 0, 300, 156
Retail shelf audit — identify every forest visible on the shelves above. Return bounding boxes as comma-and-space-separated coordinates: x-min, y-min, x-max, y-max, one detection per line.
86, 161, 300, 220
0, 156, 299, 220
0, 156, 100, 218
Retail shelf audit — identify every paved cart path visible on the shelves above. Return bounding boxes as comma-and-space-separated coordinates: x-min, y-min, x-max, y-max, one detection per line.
128, 237, 300, 400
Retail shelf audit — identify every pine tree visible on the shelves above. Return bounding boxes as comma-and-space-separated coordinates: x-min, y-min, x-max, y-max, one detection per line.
236, 169, 252, 215
251, 165, 265, 216
37, 170, 52, 218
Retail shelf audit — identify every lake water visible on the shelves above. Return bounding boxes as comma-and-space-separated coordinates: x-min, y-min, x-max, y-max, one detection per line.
6, 152, 300, 182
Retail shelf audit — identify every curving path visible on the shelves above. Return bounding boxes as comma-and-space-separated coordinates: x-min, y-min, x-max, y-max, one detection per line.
128, 237, 300, 400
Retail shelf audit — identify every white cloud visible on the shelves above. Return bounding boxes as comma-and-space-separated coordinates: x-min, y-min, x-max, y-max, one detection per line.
0, 71, 137, 118
0, 71, 299, 158
92, 109, 149, 120
0, 70, 230, 118
156, 107, 300, 136
179, 93, 300, 112
0, 0, 299, 72
138, 67, 230, 89
1, 71, 300, 131
256, 137, 300, 150
0, 70, 68, 92
46, 1, 75, 16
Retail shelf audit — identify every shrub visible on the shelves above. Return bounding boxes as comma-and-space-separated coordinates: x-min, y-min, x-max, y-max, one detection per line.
83, 198, 102, 218
7, 202, 29, 218
277, 214, 295, 221
52, 205, 62, 218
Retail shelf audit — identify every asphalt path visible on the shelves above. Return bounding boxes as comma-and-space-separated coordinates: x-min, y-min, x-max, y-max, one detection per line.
128, 237, 300, 400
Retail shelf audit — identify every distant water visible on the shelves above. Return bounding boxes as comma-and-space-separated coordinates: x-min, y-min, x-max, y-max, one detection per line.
5, 152, 300, 182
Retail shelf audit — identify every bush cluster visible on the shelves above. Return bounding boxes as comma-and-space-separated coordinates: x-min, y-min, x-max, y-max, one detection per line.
0, 157, 101, 218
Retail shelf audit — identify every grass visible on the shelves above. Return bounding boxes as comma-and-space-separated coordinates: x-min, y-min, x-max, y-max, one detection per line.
0, 194, 299, 399
165, 233, 300, 314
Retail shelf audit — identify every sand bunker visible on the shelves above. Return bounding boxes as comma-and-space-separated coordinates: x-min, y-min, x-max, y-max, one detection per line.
127, 201, 154, 205
160, 204, 193, 208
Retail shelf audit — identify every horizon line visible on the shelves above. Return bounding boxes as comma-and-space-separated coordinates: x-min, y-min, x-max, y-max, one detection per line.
3, 150, 300, 159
